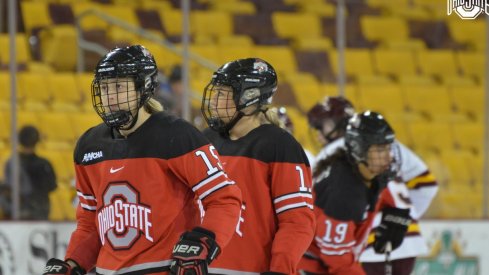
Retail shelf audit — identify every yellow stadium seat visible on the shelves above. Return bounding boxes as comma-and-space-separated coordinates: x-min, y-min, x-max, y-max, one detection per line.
38, 149, 75, 183
141, 0, 173, 10
355, 75, 394, 85
191, 11, 233, 37
101, 6, 140, 42
439, 151, 475, 185
452, 122, 483, 154
144, 42, 182, 73
49, 188, 65, 221
358, 84, 405, 117
17, 111, 41, 129
287, 73, 322, 111
37, 112, 77, 150
0, 149, 11, 181
320, 84, 360, 110
0, 33, 31, 65
189, 45, 220, 70
292, 37, 333, 51
295, 0, 335, 16
408, 122, 455, 152
448, 20, 485, 50
254, 46, 297, 74
69, 112, 102, 139
373, 49, 417, 77
398, 75, 436, 86
209, 1, 256, 14
217, 35, 254, 47
160, 9, 183, 36
379, 39, 427, 51
329, 49, 374, 79
48, 73, 83, 112
456, 52, 484, 81
441, 75, 477, 87
217, 46, 253, 65
450, 85, 484, 121
360, 16, 409, 43
17, 73, 52, 111
39, 26, 78, 71
27, 62, 54, 73
72, 2, 109, 31
416, 50, 459, 77
403, 85, 466, 122
20, 1, 52, 34
272, 12, 322, 39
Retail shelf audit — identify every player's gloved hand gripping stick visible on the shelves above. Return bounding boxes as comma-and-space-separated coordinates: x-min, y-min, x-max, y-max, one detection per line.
43, 258, 85, 275
373, 207, 411, 254
170, 227, 220, 275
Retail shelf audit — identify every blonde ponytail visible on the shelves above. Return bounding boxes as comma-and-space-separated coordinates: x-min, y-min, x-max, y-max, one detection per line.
144, 98, 164, 113
262, 107, 284, 128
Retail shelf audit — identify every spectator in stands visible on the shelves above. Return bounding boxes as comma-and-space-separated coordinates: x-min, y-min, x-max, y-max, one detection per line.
4, 125, 57, 220
155, 65, 183, 116
306, 96, 439, 275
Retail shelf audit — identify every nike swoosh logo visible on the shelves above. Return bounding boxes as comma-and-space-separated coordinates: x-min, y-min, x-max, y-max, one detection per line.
110, 166, 125, 173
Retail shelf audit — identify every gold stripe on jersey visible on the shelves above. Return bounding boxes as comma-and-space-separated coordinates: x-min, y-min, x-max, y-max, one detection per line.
406, 172, 436, 189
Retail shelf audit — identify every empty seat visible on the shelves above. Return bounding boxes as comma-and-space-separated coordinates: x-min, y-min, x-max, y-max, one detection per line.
209, 1, 256, 14
450, 85, 484, 121
217, 45, 253, 65
159, 9, 183, 37
452, 122, 483, 154
48, 73, 83, 112
17, 72, 52, 111
448, 20, 485, 50
287, 73, 322, 111
20, 1, 52, 34
272, 12, 322, 39
69, 112, 102, 139
39, 26, 78, 71
358, 84, 405, 117
191, 11, 233, 38
408, 122, 455, 152
373, 49, 417, 77
329, 49, 374, 79
416, 50, 459, 78
456, 52, 484, 82
360, 16, 409, 43
0, 34, 31, 65
403, 85, 463, 122
72, 2, 109, 31
38, 112, 77, 150
254, 46, 297, 74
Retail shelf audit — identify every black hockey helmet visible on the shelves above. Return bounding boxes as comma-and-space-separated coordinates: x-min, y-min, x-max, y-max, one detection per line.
201, 58, 278, 134
92, 45, 159, 129
345, 111, 395, 163
307, 96, 355, 142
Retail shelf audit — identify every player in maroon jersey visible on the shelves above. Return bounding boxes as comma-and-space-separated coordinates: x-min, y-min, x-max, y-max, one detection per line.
43, 45, 242, 275
201, 58, 315, 274
297, 111, 411, 275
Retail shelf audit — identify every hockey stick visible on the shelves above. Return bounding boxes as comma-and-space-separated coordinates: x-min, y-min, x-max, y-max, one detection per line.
385, 241, 392, 275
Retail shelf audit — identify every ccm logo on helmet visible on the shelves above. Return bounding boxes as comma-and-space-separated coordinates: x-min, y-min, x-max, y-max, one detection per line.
44, 265, 64, 272
173, 244, 202, 255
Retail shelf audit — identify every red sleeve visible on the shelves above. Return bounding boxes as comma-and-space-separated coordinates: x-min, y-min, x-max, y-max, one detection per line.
376, 181, 412, 211
312, 210, 365, 275
269, 162, 315, 274
65, 164, 101, 271
168, 143, 242, 248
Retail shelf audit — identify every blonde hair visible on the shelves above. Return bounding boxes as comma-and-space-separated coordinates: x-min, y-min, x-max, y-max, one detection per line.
144, 98, 164, 113
261, 106, 284, 128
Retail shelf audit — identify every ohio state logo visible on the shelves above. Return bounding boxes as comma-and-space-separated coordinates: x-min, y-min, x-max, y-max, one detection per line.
98, 182, 154, 250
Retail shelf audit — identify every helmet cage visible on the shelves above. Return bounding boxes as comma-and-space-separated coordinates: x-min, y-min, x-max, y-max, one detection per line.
91, 45, 158, 129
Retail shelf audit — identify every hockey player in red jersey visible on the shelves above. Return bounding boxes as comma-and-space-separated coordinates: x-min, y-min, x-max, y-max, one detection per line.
42, 45, 242, 275
298, 111, 412, 275
201, 58, 315, 274
307, 96, 438, 275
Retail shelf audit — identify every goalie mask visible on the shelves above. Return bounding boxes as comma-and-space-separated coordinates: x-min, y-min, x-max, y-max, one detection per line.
201, 58, 278, 135
92, 45, 158, 129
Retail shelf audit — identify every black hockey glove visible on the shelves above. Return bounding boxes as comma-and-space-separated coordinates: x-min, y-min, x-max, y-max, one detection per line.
373, 207, 411, 254
170, 227, 220, 275
43, 258, 85, 275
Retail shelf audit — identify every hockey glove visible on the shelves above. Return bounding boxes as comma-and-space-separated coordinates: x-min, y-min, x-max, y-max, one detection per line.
43, 258, 85, 275
373, 207, 411, 254
170, 227, 220, 275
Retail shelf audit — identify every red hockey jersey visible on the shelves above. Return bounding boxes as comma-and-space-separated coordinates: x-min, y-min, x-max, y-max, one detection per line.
65, 112, 242, 274
204, 124, 315, 274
